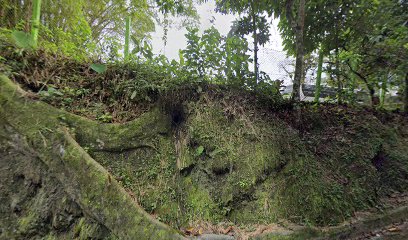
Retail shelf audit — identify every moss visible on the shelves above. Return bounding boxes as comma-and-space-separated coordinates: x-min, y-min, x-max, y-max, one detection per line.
90, 127, 184, 227
43, 235, 58, 240
72, 218, 86, 237
254, 207, 408, 239
2, 73, 408, 233
273, 156, 329, 224
184, 101, 285, 207
45, 130, 182, 239
229, 178, 278, 223
182, 176, 221, 222
0, 75, 185, 239
71, 217, 109, 240
177, 98, 343, 225
380, 138, 408, 192
17, 212, 38, 234
67, 107, 171, 152
175, 95, 408, 227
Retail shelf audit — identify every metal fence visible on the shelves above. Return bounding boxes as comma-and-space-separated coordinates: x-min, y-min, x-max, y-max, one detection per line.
259, 48, 295, 85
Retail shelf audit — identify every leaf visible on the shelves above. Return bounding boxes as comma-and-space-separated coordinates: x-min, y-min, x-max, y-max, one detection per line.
130, 91, 137, 100
12, 31, 34, 49
196, 146, 204, 156
179, 50, 185, 65
48, 87, 63, 96
90, 63, 107, 74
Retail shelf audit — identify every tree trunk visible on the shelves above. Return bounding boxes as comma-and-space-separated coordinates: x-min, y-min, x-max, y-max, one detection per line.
380, 76, 387, 107
335, 46, 343, 104
314, 47, 324, 103
0, 75, 185, 240
334, 12, 342, 104
370, 88, 379, 107
291, 0, 306, 102
124, 16, 131, 60
346, 60, 379, 108
251, 4, 259, 83
348, 61, 357, 104
31, 0, 42, 48
405, 72, 408, 113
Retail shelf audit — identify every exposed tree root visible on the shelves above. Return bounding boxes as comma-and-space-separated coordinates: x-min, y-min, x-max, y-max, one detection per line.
0, 75, 184, 239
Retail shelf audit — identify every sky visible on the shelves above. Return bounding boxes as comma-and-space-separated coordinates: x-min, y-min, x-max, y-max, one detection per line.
151, 0, 236, 59
151, 0, 285, 58
151, 0, 294, 84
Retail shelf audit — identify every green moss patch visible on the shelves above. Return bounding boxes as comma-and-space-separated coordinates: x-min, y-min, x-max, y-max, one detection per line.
85, 90, 407, 228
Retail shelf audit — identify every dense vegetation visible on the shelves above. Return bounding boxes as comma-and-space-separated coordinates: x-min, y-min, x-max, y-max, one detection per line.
0, 0, 407, 239
1, 0, 407, 110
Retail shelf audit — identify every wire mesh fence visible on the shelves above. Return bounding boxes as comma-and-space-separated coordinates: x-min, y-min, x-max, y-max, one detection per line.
258, 48, 294, 85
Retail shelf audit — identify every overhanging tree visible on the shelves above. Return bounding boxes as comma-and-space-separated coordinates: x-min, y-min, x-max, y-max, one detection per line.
339, 0, 407, 107
291, 0, 306, 101
268, 0, 361, 102
216, 0, 270, 83
228, 14, 270, 83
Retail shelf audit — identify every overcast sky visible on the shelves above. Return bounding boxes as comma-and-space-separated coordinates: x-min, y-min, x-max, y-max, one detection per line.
151, 0, 284, 59
151, 0, 293, 84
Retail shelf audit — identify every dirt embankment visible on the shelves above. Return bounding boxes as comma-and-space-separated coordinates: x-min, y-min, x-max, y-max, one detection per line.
0, 51, 407, 239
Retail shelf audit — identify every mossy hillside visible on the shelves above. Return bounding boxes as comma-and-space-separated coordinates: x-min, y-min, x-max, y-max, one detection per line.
379, 126, 408, 193
0, 75, 185, 239
90, 125, 222, 227
88, 89, 408, 228
2, 73, 407, 232
181, 98, 294, 223
283, 106, 408, 224
91, 136, 182, 224
181, 97, 358, 226
87, 93, 304, 227
84, 88, 408, 228
254, 206, 408, 240
85, 92, 284, 226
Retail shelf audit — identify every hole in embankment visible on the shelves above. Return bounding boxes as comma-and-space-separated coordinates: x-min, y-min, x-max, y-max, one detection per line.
169, 103, 186, 128
372, 150, 386, 171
